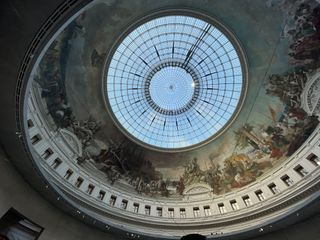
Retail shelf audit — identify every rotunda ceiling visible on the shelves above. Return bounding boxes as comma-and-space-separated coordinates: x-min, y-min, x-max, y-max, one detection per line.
26, 0, 319, 202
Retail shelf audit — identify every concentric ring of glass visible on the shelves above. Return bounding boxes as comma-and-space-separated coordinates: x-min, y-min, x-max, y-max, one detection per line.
105, 14, 244, 150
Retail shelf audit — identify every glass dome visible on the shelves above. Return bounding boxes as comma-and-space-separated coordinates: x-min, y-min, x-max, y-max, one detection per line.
104, 14, 246, 151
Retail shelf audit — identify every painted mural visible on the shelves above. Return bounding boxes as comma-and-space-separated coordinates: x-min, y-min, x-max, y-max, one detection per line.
32, 0, 320, 199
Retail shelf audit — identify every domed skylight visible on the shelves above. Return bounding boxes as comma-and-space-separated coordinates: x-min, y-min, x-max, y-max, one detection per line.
104, 14, 246, 151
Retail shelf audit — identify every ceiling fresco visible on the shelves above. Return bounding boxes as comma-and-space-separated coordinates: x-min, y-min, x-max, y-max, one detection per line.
30, 0, 320, 199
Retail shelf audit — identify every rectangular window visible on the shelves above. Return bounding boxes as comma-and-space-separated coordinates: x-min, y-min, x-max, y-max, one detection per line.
86, 184, 95, 195
0, 208, 44, 239
294, 165, 308, 177
27, 119, 34, 128
51, 158, 62, 169
268, 183, 279, 194
156, 207, 162, 217
193, 207, 200, 217
242, 195, 251, 206
255, 190, 265, 201
218, 203, 226, 213
180, 208, 186, 218
168, 208, 174, 218
307, 153, 320, 166
64, 169, 73, 180
230, 200, 239, 210
31, 134, 42, 145
121, 200, 128, 210
133, 203, 139, 213
41, 148, 53, 160
145, 205, 151, 215
75, 177, 83, 188
110, 195, 117, 206
203, 206, 211, 216
98, 191, 105, 200
281, 174, 294, 186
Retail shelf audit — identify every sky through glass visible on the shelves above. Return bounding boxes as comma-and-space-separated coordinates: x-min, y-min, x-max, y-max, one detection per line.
105, 14, 244, 150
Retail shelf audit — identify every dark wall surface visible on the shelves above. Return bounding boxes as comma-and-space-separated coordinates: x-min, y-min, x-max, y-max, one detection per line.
0, 147, 122, 240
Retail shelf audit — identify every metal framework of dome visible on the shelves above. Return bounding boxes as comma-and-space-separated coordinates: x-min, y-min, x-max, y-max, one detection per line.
104, 14, 246, 151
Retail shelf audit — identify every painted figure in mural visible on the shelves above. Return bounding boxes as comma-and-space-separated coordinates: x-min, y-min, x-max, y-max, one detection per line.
222, 154, 255, 188
265, 70, 318, 158
205, 162, 222, 195
176, 177, 185, 195
71, 119, 101, 146
266, 71, 307, 109
91, 49, 106, 67
279, 1, 320, 70
234, 123, 270, 152
77, 151, 91, 164
78, 141, 170, 195
183, 158, 205, 186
